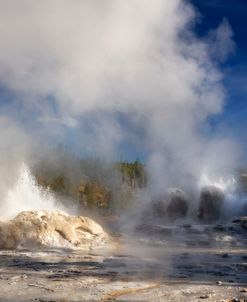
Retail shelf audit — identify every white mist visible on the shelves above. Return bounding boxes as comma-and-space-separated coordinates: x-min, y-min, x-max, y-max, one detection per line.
0, 163, 67, 220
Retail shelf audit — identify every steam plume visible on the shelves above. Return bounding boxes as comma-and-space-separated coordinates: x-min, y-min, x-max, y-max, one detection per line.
0, 0, 241, 215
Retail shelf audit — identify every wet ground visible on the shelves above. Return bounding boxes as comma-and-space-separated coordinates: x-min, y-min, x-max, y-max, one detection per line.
0, 220, 246, 301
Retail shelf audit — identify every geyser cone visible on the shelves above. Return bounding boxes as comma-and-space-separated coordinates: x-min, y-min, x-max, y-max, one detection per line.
166, 188, 189, 221
198, 185, 224, 222
0, 210, 110, 250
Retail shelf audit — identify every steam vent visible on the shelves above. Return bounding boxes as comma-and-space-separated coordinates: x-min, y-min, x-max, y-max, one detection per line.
198, 185, 224, 222
148, 188, 189, 221
0, 211, 110, 249
166, 188, 189, 220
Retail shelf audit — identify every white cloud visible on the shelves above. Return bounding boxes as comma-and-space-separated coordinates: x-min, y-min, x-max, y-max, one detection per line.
208, 18, 235, 62
0, 0, 241, 193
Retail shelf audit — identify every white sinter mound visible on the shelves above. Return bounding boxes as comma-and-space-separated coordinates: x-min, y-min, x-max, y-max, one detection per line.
0, 210, 110, 249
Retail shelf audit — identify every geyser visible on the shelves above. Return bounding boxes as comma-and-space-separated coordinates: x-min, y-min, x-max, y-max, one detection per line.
1, 163, 68, 220
0, 164, 111, 250
0, 0, 243, 225
166, 188, 189, 220
198, 185, 224, 222
148, 188, 189, 221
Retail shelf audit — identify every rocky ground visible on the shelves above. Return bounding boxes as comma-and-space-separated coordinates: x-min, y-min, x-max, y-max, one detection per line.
0, 219, 246, 301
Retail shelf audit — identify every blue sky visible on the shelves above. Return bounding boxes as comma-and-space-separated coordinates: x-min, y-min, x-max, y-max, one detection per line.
118, 0, 247, 162
0, 0, 246, 164
191, 0, 247, 150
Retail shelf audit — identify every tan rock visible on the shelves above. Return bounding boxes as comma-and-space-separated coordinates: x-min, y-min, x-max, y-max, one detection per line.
0, 210, 110, 250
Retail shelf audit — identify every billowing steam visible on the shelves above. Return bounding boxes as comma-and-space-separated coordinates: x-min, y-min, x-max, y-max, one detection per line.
0, 163, 70, 219
0, 0, 242, 215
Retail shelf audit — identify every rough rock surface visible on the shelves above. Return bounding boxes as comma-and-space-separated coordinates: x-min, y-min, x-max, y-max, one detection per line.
198, 186, 224, 222
0, 210, 110, 249
166, 188, 189, 220
233, 216, 247, 230
150, 188, 189, 221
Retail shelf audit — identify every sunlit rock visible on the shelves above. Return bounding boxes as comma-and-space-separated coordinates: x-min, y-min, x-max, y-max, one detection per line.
0, 210, 110, 249
198, 186, 224, 222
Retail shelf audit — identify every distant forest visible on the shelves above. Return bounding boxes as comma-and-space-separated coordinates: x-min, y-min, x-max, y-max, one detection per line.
33, 151, 147, 213
33, 149, 247, 214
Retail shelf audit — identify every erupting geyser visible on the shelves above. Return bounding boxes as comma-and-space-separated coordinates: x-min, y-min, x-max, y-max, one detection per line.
0, 0, 245, 251
138, 179, 244, 228
0, 164, 111, 250
1, 163, 66, 220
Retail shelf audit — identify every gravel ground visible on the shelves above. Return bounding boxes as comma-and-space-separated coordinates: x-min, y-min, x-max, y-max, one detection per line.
0, 222, 246, 301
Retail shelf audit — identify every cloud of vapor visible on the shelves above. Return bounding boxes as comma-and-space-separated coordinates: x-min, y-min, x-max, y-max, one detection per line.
207, 18, 235, 63
0, 0, 241, 212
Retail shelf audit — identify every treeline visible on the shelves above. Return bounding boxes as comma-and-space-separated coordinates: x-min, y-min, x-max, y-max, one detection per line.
115, 160, 147, 188
34, 148, 247, 214
34, 154, 147, 213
